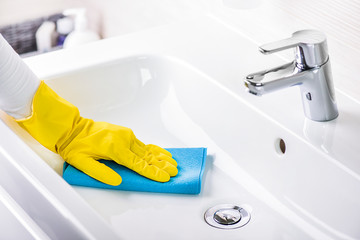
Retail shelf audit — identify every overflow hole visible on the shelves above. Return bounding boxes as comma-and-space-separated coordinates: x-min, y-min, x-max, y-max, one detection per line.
275, 138, 286, 155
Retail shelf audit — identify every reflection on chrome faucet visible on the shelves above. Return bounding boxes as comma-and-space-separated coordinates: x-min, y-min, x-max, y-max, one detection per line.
303, 118, 336, 154
244, 30, 338, 122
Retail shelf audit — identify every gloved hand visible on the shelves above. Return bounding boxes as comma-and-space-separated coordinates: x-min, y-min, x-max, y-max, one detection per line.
16, 81, 178, 186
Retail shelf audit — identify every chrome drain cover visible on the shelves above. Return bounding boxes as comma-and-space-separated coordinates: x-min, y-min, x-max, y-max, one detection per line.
213, 208, 242, 225
204, 204, 251, 229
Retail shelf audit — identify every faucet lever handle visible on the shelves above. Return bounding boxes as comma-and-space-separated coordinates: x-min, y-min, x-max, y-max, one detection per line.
259, 30, 329, 68
259, 38, 299, 54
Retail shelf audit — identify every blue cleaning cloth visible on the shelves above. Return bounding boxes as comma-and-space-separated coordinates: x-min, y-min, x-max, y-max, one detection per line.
62, 148, 207, 195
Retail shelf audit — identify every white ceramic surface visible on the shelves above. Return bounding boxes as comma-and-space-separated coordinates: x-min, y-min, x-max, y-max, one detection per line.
1, 15, 360, 239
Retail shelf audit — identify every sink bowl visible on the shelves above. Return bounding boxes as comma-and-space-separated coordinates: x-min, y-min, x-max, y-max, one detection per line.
1, 15, 359, 239
45, 53, 360, 240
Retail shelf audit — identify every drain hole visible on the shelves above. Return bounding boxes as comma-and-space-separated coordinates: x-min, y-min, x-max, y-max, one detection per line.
275, 138, 286, 155
204, 204, 251, 229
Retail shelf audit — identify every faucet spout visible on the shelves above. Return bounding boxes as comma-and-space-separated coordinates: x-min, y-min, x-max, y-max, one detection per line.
244, 61, 309, 96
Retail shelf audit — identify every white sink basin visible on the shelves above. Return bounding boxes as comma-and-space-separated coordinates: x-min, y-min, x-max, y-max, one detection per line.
1, 15, 360, 239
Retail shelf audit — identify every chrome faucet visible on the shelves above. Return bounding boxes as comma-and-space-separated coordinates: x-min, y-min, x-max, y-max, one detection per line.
244, 30, 338, 122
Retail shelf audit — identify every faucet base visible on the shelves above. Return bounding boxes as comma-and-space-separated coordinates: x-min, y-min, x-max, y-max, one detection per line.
300, 60, 338, 122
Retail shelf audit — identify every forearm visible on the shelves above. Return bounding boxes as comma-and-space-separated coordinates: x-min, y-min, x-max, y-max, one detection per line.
0, 34, 40, 119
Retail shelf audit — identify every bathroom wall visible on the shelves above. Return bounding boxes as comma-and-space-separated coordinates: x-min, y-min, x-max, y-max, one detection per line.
82, 0, 217, 38
0, 0, 84, 26
1, 0, 359, 100
0, 0, 101, 37
0, 0, 215, 38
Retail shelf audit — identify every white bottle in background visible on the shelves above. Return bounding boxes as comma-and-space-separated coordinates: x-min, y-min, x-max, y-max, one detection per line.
56, 17, 74, 46
63, 8, 100, 49
35, 21, 57, 53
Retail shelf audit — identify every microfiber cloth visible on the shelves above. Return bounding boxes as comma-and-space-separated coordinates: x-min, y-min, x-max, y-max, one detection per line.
62, 148, 207, 195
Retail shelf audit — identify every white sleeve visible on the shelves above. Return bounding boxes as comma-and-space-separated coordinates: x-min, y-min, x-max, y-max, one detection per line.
0, 34, 40, 119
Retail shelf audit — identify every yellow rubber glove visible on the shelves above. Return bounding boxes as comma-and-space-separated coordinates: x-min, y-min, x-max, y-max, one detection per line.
16, 81, 178, 186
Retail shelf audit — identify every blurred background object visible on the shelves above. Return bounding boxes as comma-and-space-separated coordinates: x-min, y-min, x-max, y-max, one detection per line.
0, 0, 102, 56
62, 8, 100, 49
0, 13, 64, 55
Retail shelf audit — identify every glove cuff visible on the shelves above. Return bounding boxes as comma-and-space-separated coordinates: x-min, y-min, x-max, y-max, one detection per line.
16, 81, 84, 153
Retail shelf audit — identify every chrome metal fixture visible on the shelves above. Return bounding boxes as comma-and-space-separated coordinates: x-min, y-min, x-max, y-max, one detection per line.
204, 204, 251, 229
244, 30, 338, 122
